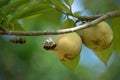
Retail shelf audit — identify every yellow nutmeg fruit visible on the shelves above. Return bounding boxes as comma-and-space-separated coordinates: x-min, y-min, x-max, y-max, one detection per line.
53, 32, 82, 61
80, 21, 113, 51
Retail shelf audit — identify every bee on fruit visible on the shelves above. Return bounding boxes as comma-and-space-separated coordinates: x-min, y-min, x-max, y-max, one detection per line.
43, 33, 82, 61
43, 37, 56, 50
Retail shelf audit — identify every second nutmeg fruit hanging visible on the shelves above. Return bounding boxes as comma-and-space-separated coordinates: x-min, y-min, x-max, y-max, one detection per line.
80, 21, 113, 51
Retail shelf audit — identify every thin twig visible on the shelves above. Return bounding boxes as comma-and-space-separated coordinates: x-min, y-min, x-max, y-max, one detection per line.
0, 10, 120, 36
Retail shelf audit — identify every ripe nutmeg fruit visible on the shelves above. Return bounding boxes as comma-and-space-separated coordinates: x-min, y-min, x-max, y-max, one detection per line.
80, 21, 113, 51
54, 32, 82, 61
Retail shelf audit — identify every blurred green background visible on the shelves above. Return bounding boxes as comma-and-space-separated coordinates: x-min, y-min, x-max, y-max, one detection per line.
0, 0, 120, 80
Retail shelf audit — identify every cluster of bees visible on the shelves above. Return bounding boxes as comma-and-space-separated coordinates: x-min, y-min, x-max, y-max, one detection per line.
9, 38, 26, 44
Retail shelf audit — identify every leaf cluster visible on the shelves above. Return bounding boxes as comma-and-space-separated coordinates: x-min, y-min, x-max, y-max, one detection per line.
0, 0, 120, 71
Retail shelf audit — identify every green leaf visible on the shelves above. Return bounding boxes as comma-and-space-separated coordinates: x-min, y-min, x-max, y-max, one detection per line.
93, 44, 113, 65
112, 17, 120, 56
60, 19, 75, 29
9, 1, 52, 21
0, 0, 29, 15
64, 0, 74, 6
49, 0, 71, 14
0, 12, 7, 27
22, 7, 61, 30
73, 11, 81, 17
61, 54, 80, 72
4, 21, 24, 31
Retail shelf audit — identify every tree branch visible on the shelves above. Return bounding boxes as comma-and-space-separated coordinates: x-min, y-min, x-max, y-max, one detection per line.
0, 10, 120, 36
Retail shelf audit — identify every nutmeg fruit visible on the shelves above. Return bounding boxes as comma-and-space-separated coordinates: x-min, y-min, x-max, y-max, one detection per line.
53, 32, 82, 61
80, 21, 113, 51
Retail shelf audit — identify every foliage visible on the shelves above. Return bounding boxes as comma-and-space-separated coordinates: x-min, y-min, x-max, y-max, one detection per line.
0, 0, 120, 80
112, 17, 120, 56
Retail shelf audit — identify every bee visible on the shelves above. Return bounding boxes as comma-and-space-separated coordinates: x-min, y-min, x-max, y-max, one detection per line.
43, 37, 56, 50
43, 44, 56, 50
9, 38, 26, 44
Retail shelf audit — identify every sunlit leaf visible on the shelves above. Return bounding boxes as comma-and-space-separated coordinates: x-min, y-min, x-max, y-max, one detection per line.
93, 44, 113, 65
60, 19, 75, 29
64, 0, 74, 6
112, 17, 120, 56
61, 54, 80, 72
49, 0, 71, 14
73, 11, 81, 17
